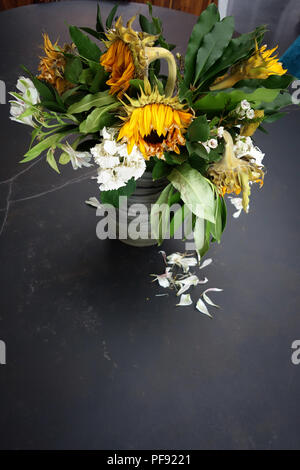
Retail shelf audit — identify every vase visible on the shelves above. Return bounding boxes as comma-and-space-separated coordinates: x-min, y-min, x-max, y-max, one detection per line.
116, 171, 168, 247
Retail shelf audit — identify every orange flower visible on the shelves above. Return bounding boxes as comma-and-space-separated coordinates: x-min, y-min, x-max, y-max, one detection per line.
100, 16, 157, 98
101, 39, 135, 98
38, 34, 74, 95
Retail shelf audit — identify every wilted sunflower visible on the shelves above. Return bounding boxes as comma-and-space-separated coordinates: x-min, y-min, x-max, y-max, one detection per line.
100, 16, 157, 98
210, 42, 287, 91
38, 34, 74, 95
117, 79, 193, 160
208, 130, 264, 212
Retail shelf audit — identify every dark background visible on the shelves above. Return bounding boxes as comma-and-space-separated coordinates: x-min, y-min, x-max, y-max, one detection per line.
0, 0, 299, 450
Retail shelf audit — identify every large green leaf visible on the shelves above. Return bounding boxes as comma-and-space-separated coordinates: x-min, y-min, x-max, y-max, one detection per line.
194, 87, 280, 114
199, 25, 266, 87
194, 16, 234, 84
67, 91, 116, 114
79, 103, 119, 133
168, 163, 215, 223
184, 4, 220, 86
69, 25, 101, 62
234, 74, 294, 90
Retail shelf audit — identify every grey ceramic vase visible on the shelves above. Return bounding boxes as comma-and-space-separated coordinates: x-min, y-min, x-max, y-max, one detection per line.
116, 171, 168, 247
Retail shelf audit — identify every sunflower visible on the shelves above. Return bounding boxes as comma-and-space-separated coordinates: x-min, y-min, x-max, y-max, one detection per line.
210, 42, 287, 91
100, 16, 157, 98
208, 131, 264, 212
117, 79, 193, 160
38, 34, 74, 95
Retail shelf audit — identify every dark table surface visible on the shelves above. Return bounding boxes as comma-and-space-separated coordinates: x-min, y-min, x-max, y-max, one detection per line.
0, 0, 300, 451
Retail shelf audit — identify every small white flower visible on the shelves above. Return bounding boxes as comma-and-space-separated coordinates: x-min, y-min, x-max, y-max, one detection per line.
208, 138, 218, 149
10, 76, 40, 127
217, 126, 224, 138
246, 108, 255, 120
60, 142, 92, 170
240, 100, 251, 110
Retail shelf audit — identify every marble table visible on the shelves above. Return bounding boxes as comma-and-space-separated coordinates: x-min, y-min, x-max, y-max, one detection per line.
0, 0, 299, 450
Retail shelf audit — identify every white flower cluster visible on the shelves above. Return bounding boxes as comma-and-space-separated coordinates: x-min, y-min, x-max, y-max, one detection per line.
201, 126, 224, 153
234, 135, 265, 166
90, 127, 146, 191
10, 77, 40, 127
235, 99, 255, 120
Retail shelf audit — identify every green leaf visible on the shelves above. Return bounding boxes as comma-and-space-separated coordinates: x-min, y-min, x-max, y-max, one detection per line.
96, 3, 105, 34
194, 217, 205, 251
184, 4, 220, 86
187, 115, 210, 142
79, 68, 94, 85
106, 3, 119, 29
186, 141, 209, 159
209, 196, 222, 242
258, 90, 292, 113
199, 25, 266, 87
89, 65, 108, 92
139, 14, 160, 35
69, 25, 101, 62
46, 149, 60, 173
169, 204, 191, 238
164, 152, 188, 166
194, 87, 281, 114
21, 132, 70, 163
67, 90, 116, 113
79, 103, 119, 133
199, 221, 211, 257
79, 27, 101, 41
152, 160, 170, 180
59, 152, 71, 165
64, 56, 83, 84
101, 178, 136, 208
220, 196, 227, 233
194, 16, 234, 84
234, 73, 294, 90
168, 163, 215, 223
150, 183, 172, 244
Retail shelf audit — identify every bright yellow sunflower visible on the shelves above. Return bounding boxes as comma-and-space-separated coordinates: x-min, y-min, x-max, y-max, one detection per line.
117, 79, 193, 160
100, 16, 157, 98
210, 42, 287, 91
38, 34, 74, 95
208, 131, 264, 212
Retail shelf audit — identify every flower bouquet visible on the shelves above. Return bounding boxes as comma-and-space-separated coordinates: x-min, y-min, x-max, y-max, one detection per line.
10, 2, 295, 256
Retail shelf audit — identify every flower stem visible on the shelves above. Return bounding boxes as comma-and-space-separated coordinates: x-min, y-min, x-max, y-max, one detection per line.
145, 47, 177, 97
